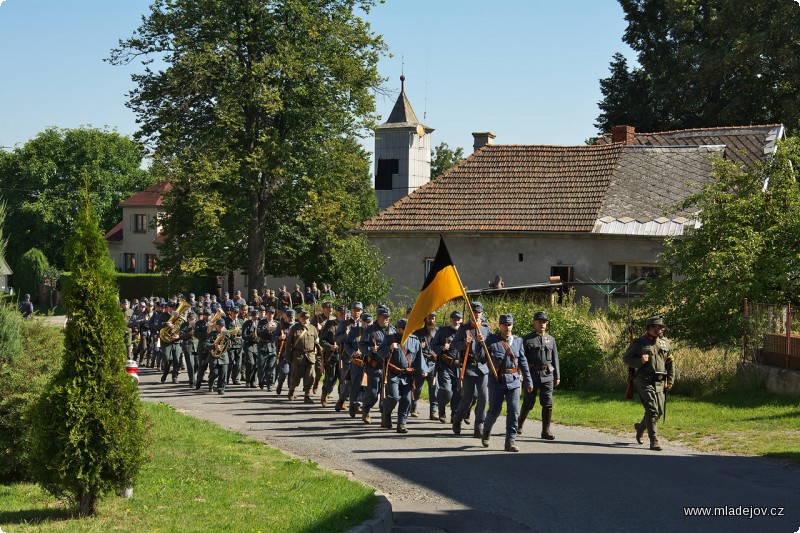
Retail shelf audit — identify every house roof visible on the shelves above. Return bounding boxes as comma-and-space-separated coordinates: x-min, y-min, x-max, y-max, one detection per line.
0, 257, 12, 276
119, 181, 172, 207
104, 221, 124, 242
594, 124, 784, 168
359, 143, 624, 233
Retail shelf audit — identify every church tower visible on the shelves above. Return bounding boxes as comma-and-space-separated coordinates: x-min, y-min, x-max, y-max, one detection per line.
374, 75, 434, 211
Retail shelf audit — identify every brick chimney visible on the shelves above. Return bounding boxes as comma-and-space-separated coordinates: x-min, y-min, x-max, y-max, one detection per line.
472, 131, 496, 153
611, 125, 635, 145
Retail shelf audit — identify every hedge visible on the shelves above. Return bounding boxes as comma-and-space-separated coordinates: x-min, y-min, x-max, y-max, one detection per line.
59, 272, 215, 301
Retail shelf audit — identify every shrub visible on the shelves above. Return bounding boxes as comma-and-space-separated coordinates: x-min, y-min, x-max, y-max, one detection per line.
13, 247, 49, 303
28, 195, 147, 516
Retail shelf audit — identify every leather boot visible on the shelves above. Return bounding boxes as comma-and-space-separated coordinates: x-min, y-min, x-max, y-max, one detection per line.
650, 438, 662, 451
517, 405, 532, 436
634, 422, 645, 445
362, 410, 371, 425
320, 394, 328, 407
335, 398, 345, 412
481, 430, 491, 448
504, 438, 519, 452
452, 416, 462, 435
381, 410, 392, 429
349, 401, 357, 418
541, 407, 555, 440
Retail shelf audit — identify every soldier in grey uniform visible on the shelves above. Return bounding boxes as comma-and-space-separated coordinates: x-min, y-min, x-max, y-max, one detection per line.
358, 307, 396, 425
241, 308, 259, 387
346, 309, 371, 417
274, 308, 294, 395
256, 306, 279, 390
224, 308, 244, 385
623, 316, 674, 451
312, 301, 335, 395
334, 302, 362, 412
482, 314, 533, 452
431, 311, 463, 423
319, 304, 344, 407
519, 311, 561, 439
194, 308, 212, 390
160, 301, 182, 383
451, 302, 491, 438
378, 318, 422, 433
207, 318, 230, 395
411, 312, 439, 420
179, 311, 198, 387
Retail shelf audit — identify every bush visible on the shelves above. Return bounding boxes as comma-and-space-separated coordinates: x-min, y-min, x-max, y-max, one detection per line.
0, 309, 64, 481
13, 247, 49, 303
29, 196, 147, 516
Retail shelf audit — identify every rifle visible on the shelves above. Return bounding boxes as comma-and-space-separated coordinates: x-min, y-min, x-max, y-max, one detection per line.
624, 319, 636, 400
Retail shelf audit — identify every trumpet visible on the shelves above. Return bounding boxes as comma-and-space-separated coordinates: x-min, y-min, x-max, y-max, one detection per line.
159, 301, 191, 343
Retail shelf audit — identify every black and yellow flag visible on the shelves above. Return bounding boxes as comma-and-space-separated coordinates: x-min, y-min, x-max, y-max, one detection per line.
401, 236, 469, 345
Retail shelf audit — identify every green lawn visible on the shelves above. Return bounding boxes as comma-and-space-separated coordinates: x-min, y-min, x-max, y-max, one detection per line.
0, 402, 375, 533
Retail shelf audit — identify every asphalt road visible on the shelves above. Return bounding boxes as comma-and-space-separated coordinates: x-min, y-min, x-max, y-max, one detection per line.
136, 368, 800, 533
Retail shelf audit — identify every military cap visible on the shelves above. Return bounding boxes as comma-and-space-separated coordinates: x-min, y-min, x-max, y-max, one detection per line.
428, 310, 437, 316
144, 300, 152, 307
336, 305, 346, 312
298, 309, 310, 317
450, 310, 463, 319
499, 314, 514, 325
396, 318, 408, 330
132, 298, 139, 305
361, 312, 373, 322
322, 301, 333, 308
230, 307, 239, 314
533, 311, 548, 322
285, 309, 296, 318
247, 305, 254, 312
471, 301, 484, 312
215, 318, 226, 327
202, 309, 212, 316
187, 311, 197, 319
377, 306, 391, 316
224, 292, 229, 297
250, 309, 258, 316
646, 316, 666, 328
167, 300, 177, 308
189, 293, 195, 298
24, 293, 31, 299
121, 299, 130, 305
262, 305, 273, 313
258, 305, 266, 311
139, 301, 147, 308
351, 301, 364, 310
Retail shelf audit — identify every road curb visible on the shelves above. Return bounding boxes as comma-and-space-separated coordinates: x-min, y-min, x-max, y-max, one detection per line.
346, 492, 393, 533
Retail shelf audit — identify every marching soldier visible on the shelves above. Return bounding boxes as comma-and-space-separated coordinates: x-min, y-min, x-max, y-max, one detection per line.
319, 304, 344, 407
451, 302, 491, 438
378, 318, 422, 433
242, 308, 259, 387
160, 301, 182, 383
311, 301, 335, 394
224, 308, 244, 385
180, 311, 198, 387
122, 300, 134, 358
137, 301, 154, 366
334, 302, 362, 412
257, 306, 279, 390
411, 312, 439, 420
623, 316, 674, 451
482, 314, 533, 452
206, 318, 230, 395
148, 301, 164, 369
277, 285, 292, 311
431, 311, 463, 424
519, 311, 561, 440
264, 290, 278, 311
358, 307, 396, 425
194, 308, 212, 389
345, 307, 371, 417
274, 308, 295, 395
286, 308, 320, 403
291, 284, 305, 307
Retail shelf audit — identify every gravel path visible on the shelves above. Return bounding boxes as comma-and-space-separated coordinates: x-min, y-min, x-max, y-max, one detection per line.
137, 367, 800, 533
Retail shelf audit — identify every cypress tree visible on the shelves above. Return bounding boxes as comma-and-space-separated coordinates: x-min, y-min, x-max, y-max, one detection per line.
29, 192, 147, 516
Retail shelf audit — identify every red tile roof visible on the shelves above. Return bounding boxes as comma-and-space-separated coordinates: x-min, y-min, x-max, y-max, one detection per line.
104, 221, 123, 242
359, 144, 624, 233
119, 181, 172, 207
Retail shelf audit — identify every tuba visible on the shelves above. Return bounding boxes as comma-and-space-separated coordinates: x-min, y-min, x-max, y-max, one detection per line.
211, 325, 239, 358
159, 300, 191, 343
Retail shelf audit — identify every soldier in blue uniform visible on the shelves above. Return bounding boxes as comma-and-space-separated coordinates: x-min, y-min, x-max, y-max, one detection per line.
358, 307, 396, 425
334, 302, 363, 412
273, 308, 294, 395
451, 302, 491, 438
432, 311, 463, 423
319, 304, 344, 407
411, 312, 439, 420
346, 308, 372, 417
623, 316, 674, 451
482, 314, 533, 452
241, 308, 259, 387
519, 311, 561, 440
378, 318, 422, 433
256, 306, 279, 390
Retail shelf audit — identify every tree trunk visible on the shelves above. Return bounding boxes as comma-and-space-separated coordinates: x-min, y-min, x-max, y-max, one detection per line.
78, 489, 97, 516
248, 190, 267, 295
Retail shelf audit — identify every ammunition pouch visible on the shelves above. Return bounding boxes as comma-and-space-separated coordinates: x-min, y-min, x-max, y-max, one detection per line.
440, 353, 460, 366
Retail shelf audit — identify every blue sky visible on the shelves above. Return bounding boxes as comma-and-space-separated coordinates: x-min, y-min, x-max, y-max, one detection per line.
0, 0, 634, 156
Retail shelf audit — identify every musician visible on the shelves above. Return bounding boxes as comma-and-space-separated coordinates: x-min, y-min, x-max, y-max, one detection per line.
160, 301, 182, 384
179, 311, 198, 388
207, 318, 230, 395
411, 312, 439, 420
224, 307, 244, 385
450, 302, 491, 439
285, 308, 320, 403
256, 306, 279, 391
242, 308, 259, 388
482, 314, 532, 452
358, 307, 396, 425
378, 318, 422, 433
431, 311, 463, 424
194, 308, 212, 390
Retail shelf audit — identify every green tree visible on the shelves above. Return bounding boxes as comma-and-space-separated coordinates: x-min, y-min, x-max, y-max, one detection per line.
596, 0, 800, 134
329, 234, 391, 304
431, 142, 464, 178
0, 127, 151, 268
13, 247, 49, 304
110, 0, 386, 291
29, 193, 147, 516
643, 137, 800, 347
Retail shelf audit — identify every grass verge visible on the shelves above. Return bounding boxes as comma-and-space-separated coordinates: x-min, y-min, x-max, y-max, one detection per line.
0, 401, 375, 532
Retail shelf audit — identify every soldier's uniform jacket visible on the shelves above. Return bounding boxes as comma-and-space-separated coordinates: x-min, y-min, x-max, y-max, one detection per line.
522, 331, 560, 384
277, 291, 292, 310
138, 311, 153, 337
286, 322, 319, 364
451, 320, 491, 377
224, 316, 244, 350
413, 326, 438, 373
179, 321, 197, 352
486, 333, 532, 390
319, 316, 341, 362
623, 334, 674, 390
256, 318, 278, 351
291, 289, 304, 305
431, 325, 460, 367
160, 311, 180, 345
359, 322, 397, 371
194, 318, 209, 345
378, 332, 422, 385
335, 318, 356, 358
148, 312, 162, 341
241, 317, 257, 349
344, 322, 368, 365
274, 320, 292, 361
206, 330, 229, 365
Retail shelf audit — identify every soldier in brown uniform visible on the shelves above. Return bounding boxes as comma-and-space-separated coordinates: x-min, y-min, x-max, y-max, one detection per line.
286, 308, 321, 403
623, 316, 675, 451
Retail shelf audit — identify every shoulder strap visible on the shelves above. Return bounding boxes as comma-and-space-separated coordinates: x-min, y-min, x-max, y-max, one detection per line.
500, 340, 518, 369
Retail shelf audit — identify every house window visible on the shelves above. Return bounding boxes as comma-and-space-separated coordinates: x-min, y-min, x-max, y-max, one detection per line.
375, 159, 399, 191
134, 214, 147, 233
145, 254, 157, 273
124, 253, 136, 273
550, 266, 574, 284
423, 257, 434, 279
610, 264, 660, 294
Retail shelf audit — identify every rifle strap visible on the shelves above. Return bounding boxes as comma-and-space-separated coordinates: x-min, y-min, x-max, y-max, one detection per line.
500, 339, 518, 370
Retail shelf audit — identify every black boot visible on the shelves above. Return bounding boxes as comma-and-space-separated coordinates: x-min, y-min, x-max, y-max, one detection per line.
517, 405, 532, 436
541, 407, 555, 440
